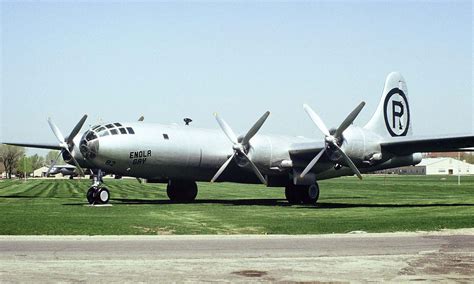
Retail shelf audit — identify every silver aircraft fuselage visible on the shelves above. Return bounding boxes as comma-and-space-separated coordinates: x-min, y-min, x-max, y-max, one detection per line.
74, 122, 421, 184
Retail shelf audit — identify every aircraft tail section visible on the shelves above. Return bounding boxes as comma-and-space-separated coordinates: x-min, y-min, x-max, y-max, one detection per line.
364, 72, 412, 137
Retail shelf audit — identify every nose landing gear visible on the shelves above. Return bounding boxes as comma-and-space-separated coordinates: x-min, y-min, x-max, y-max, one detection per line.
86, 169, 110, 205
87, 186, 110, 205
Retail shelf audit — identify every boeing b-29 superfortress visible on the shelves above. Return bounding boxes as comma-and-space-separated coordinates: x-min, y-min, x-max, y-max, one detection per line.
5, 72, 474, 205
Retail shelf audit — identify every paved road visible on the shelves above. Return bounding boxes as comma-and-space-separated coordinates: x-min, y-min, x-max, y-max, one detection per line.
0, 230, 473, 282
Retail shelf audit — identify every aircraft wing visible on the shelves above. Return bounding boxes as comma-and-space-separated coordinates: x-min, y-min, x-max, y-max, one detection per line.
288, 141, 326, 161
380, 134, 474, 156
2, 142, 62, 150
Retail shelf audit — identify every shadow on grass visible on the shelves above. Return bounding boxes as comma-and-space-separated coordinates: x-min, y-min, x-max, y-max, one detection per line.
61, 198, 474, 209
0, 195, 36, 199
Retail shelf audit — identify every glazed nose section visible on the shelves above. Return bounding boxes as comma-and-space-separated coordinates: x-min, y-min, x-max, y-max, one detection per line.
80, 130, 100, 159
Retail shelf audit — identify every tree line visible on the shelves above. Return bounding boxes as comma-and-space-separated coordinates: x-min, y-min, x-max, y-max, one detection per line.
0, 145, 64, 179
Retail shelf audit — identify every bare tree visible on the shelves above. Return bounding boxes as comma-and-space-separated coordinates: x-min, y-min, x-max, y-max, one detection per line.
0, 145, 25, 179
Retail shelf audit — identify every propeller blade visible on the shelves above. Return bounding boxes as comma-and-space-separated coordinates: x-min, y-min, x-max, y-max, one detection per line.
214, 113, 238, 144
66, 115, 88, 145
333, 144, 362, 180
64, 148, 85, 176
48, 118, 66, 145
303, 104, 330, 136
334, 101, 365, 139
240, 152, 267, 185
241, 111, 270, 146
46, 150, 63, 177
138, 116, 144, 122
136, 178, 143, 184
210, 154, 235, 183
300, 147, 326, 178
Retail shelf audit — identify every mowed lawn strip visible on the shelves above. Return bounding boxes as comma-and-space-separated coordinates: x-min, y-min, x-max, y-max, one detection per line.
0, 176, 472, 235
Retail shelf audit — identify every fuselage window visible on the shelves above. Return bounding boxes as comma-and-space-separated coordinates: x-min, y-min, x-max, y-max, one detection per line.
114, 123, 122, 127
126, 127, 135, 134
99, 130, 110, 137
119, 128, 127, 134
110, 129, 118, 135
163, 134, 169, 140
106, 124, 114, 129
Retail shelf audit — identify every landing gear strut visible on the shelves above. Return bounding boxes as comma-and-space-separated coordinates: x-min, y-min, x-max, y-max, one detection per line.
285, 182, 320, 206
87, 169, 110, 205
167, 180, 198, 203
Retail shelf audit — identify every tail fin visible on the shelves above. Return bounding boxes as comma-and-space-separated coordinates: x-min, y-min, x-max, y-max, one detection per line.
364, 72, 412, 137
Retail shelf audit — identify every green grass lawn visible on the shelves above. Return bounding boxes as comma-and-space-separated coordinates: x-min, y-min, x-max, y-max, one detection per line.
0, 175, 473, 235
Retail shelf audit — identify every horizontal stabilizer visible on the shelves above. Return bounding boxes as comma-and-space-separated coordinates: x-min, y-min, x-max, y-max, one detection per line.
381, 134, 474, 155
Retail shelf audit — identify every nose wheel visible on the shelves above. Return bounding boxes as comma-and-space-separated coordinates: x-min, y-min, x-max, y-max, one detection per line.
87, 186, 110, 205
86, 169, 110, 205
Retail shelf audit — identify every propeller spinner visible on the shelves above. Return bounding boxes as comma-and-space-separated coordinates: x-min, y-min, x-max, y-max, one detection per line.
300, 102, 366, 179
211, 111, 270, 185
46, 115, 88, 176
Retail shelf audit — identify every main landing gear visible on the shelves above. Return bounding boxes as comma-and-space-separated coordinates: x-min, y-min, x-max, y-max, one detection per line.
86, 169, 110, 205
167, 180, 198, 203
285, 182, 320, 206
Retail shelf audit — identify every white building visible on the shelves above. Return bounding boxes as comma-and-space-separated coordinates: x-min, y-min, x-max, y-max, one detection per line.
33, 166, 49, 177
418, 157, 474, 175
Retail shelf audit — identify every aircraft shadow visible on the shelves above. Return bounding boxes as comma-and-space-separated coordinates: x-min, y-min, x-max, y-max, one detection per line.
111, 198, 291, 207
0, 195, 36, 199
95, 198, 474, 209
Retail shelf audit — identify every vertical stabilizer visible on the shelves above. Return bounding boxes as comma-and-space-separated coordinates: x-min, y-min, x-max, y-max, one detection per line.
364, 72, 412, 137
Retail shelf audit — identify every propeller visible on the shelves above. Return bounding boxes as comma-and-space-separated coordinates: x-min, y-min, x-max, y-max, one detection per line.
211, 112, 270, 185
300, 102, 365, 179
47, 115, 88, 176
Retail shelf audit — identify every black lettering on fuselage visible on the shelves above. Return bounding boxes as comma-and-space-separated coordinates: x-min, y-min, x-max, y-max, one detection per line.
132, 158, 147, 165
129, 150, 152, 166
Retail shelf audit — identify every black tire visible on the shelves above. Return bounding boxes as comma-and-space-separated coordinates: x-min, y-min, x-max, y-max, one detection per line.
86, 187, 96, 204
167, 180, 198, 203
96, 187, 110, 204
285, 185, 301, 205
166, 181, 178, 201
300, 183, 320, 206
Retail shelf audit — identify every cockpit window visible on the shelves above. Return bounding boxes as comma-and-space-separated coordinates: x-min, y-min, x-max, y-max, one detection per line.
106, 124, 114, 129
91, 125, 100, 130
126, 127, 135, 134
110, 129, 118, 135
96, 126, 106, 133
119, 128, 127, 134
99, 130, 110, 137
114, 123, 122, 127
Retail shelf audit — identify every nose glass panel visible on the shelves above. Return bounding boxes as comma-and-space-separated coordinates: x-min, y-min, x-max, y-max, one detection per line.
80, 130, 99, 159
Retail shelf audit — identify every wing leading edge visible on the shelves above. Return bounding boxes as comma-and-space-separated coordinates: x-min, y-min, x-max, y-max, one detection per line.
380, 134, 474, 156
2, 142, 62, 150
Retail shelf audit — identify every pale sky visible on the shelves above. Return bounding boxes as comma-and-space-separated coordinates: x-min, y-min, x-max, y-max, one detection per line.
1, 1, 472, 155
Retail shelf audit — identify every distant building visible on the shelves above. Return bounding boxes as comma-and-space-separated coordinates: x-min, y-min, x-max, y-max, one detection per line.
419, 157, 473, 175
33, 166, 49, 177
424, 152, 461, 158
375, 157, 473, 175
